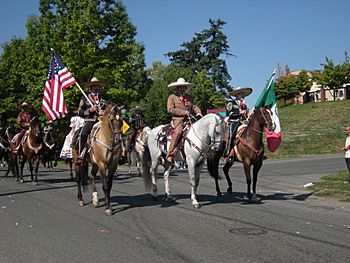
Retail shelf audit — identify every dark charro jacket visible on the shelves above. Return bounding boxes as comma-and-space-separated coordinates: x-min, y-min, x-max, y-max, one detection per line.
77, 94, 103, 122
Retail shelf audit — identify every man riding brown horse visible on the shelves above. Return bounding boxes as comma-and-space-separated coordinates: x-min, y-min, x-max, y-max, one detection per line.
166, 78, 202, 163
225, 86, 252, 160
75, 77, 108, 166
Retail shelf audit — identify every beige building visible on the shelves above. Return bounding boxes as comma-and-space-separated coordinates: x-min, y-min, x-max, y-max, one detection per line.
289, 70, 350, 104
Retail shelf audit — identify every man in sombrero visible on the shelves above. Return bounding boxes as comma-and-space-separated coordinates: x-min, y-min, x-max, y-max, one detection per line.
225, 86, 252, 160
166, 78, 202, 163
75, 77, 108, 166
13, 101, 33, 150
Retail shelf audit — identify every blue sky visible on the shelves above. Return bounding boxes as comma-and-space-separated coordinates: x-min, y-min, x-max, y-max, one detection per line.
1, 0, 349, 106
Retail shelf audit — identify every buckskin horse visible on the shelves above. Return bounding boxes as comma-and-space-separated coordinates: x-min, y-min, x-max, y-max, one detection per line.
207, 105, 275, 202
16, 117, 43, 184
143, 113, 226, 208
72, 103, 124, 216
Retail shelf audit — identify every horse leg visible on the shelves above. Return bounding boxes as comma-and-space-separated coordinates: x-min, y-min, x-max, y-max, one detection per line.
98, 166, 112, 216
75, 164, 84, 207
243, 164, 252, 201
19, 156, 26, 183
251, 160, 263, 202
164, 164, 174, 202
223, 160, 234, 194
187, 160, 200, 208
149, 158, 159, 200
33, 156, 40, 185
90, 165, 99, 208
69, 160, 74, 180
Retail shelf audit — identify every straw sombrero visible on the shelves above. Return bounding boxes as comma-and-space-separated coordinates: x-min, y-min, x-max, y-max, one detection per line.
19, 102, 32, 109
230, 87, 252, 97
82, 77, 109, 88
168, 78, 195, 89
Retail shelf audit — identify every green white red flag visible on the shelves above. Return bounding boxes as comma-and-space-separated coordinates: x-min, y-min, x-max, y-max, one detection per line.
254, 69, 282, 152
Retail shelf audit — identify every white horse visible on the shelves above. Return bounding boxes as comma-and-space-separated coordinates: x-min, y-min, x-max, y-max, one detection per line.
133, 126, 152, 176
143, 113, 226, 208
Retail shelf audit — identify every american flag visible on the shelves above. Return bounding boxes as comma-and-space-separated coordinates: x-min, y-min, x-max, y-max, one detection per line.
41, 52, 76, 121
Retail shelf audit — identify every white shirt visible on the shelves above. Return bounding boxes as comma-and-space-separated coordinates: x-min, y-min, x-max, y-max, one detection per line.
345, 136, 350, 158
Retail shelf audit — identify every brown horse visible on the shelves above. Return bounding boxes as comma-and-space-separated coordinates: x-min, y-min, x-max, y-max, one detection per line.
15, 117, 43, 184
207, 106, 275, 202
72, 103, 124, 216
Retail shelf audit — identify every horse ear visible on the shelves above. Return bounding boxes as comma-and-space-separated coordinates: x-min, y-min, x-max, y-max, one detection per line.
118, 105, 124, 110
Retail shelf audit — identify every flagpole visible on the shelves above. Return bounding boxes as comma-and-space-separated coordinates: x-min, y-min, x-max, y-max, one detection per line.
50, 48, 94, 107
75, 82, 94, 107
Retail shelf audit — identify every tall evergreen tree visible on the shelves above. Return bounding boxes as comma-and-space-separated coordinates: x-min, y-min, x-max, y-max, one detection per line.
166, 19, 234, 96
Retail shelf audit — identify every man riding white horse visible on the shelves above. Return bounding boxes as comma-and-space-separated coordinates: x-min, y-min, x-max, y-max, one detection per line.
166, 78, 202, 163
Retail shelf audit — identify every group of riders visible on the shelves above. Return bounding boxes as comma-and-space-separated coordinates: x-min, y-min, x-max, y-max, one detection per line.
2, 76, 253, 170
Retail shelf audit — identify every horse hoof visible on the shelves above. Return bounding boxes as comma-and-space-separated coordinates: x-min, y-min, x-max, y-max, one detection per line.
165, 195, 174, 202
79, 201, 84, 207
227, 188, 233, 194
105, 209, 113, 216
93, 202, 99, 208
20, 179, 24, 183
192, 203, 201, 209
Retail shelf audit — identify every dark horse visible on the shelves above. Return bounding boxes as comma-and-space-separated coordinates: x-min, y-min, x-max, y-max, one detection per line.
42, 127, 58, 169
207, 106, 275, 202
72, 104, 124, 215
11, 117, 43, 184
0, 126, 16, 176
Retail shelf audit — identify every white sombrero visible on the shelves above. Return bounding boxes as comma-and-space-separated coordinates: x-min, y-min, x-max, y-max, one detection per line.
168, 78, 195, 89
82, 77, 109, 88
230, 86, 252, 97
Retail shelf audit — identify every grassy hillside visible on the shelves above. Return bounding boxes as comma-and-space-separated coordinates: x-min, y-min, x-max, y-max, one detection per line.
266, 100, 350, 159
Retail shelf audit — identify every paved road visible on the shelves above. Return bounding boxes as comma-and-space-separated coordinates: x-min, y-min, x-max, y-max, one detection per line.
0, 155, 349, 263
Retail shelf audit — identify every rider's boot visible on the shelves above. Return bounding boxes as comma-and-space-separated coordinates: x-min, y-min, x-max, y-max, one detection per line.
226, 148, 235, 161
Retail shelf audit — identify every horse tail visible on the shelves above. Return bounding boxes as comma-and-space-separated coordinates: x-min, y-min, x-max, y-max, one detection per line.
207, 148, 222, 180
142, 145, 152, 190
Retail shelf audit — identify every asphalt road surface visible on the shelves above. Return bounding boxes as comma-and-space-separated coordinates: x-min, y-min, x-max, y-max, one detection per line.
0, 155, 349, 263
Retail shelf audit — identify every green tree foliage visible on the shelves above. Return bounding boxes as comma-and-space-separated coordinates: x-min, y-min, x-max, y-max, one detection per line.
143, 62, 226, 127
275, 70, 312, 106
166, 19, 234, 95
0, 0, 146, 126
312, 55, 350, 101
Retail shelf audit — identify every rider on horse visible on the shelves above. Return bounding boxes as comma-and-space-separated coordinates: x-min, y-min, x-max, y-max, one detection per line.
225, 86, 252, 160
13, 102, 33, 151
75, 77, 108, 166
166, 78, 202, 164
128, 105, 147, 150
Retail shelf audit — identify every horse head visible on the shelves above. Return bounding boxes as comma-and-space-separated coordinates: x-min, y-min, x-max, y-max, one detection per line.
29, 117, 42, 139
192, 113, 226, 151
103, 103, 124, 143
253, 106, 275, 132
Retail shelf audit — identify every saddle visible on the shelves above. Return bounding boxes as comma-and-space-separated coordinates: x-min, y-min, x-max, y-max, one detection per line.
11, 131, 29, 152
156, 121, 191, 157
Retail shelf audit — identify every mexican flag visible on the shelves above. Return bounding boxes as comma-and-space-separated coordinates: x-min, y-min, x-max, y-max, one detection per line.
254, 69, 282, 152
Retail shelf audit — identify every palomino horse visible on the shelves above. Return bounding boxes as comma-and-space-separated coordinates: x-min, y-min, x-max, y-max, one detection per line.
207, 106, 275, 202
72, 104, 124, 216
143, 113, 226, 208
16, 117, 43, 184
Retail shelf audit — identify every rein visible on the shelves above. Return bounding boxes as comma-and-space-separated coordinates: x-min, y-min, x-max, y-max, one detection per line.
185, 115, 225, 157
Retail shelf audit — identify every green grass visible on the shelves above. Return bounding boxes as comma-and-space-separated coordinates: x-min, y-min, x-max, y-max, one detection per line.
263, 100, 350, 202
310, 172, 350, 202
266, 100, 350, 159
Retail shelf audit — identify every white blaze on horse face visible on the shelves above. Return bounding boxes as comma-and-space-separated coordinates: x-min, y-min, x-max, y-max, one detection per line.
266, 108, 276, 131
115, 114, 120, 120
